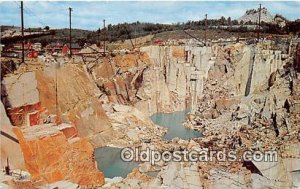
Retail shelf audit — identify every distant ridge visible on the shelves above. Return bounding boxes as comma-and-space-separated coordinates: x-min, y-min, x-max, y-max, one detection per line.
238, 7, 274, 24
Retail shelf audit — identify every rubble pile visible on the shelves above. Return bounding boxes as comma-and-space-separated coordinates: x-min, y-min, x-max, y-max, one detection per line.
104, 104, 167, 147
183, 42, 300, 188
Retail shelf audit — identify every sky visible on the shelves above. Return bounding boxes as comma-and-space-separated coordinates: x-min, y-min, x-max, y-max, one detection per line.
0, 1, 299, 31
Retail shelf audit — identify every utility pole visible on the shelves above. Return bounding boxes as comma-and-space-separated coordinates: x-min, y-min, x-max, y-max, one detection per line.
55, 60, 59, 117
205, 14, 207, 46
257, 4, 261, 43
97, 28, 100, 46
21, 1, 24, 63
103, 19, 106, 55
69, 7, 72, 57
134, 24, 137, 48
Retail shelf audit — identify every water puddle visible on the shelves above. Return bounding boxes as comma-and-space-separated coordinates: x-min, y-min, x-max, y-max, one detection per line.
95, 147, 138, 178
150, 109, 201, 140
95, 109, 201, 178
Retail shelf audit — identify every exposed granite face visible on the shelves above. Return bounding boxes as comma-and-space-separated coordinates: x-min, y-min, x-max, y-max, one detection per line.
1, 64, 114, 147
1, 71, 41, 126
13, 124, 105, 186
216, 44, 287, 97
158, 162, 203, 189
0, 62, 110, 186
137, 45, 216, 114
36, 63, 113, 147
184, 42, 300, 188
0, 101, 25, 170
86, 45, 216, 116
1, 71, 39, 109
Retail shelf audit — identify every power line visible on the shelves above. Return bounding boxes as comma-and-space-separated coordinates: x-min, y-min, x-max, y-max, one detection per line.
13, 1, 20, 9
14, 1, 47, 28
23, 9, 47, 27
23, 6, 47, 27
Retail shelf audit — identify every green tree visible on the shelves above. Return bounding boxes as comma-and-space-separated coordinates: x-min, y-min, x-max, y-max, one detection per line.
227, 17, 232, 26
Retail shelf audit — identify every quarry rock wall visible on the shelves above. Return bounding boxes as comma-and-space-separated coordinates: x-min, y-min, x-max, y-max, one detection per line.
1, 63, 114, 147
184, 41, 299, 189
88, 45, 217, 116
1, 63, 112, 186
36, 63, 114, 147
0, 101, 25, 170
1, 71, 41, 126
223, 44, 287, 97
13, 125, 104, 186
137, 45, 216, 115
1, 71, 39, 108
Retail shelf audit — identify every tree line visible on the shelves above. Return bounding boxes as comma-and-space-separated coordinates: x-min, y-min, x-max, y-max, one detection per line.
14, 16, 299, 47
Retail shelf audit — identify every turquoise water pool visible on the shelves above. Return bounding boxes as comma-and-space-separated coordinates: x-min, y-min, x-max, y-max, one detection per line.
150, 109, 201, 140
95, 147, 138, 178
95, 109, 201, 178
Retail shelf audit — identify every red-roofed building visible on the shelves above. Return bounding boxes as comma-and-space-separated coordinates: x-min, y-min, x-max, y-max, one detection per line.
45, 42, 64, 54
